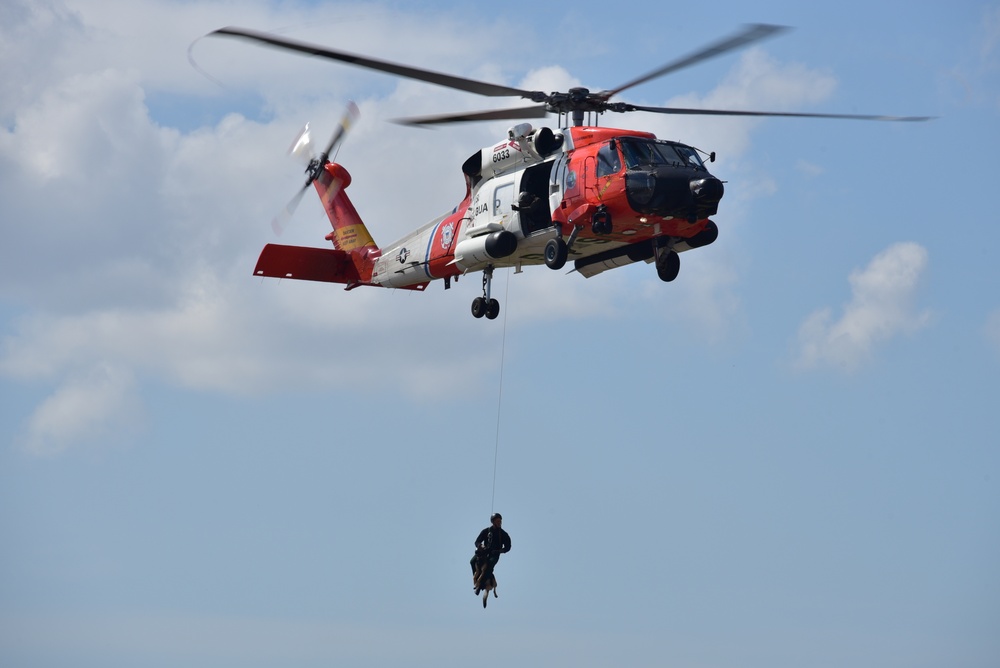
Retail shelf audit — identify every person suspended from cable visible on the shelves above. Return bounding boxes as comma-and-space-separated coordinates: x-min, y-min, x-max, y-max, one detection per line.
470, 513, 511, 596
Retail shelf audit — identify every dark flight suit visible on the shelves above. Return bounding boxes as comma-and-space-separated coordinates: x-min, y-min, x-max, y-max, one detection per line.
471, 525, 511, 581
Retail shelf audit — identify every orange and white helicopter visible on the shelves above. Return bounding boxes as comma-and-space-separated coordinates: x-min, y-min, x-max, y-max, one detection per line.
209, 24, 929, 319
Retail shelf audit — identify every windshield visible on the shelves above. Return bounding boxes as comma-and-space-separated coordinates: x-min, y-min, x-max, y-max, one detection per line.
620, 139, 705, 170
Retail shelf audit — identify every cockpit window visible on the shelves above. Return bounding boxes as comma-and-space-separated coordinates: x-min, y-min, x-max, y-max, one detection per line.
596, 141, 622, 177
672, 144, 705, 169
620, 139, 705, 170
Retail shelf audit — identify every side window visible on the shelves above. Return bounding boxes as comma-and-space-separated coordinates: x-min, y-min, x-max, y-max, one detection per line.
549, 153, 567, 195
596, 141, 622, 177
493, 182, 514, 218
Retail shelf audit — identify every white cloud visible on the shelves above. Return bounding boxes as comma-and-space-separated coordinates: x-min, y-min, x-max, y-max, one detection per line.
669, 254, 744, 342
518, 65, 581, 97
794, 242, 931, 372
795, 159, 825, 177
941, 5, 1000, 109
980, 5, 1000, 62
0, 268, 508, 397
18, 363, 142, 456
2, 2, 832, 454
638, 48, 837, 163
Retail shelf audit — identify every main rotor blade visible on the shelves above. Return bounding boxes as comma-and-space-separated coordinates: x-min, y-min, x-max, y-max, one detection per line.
603, 23, 789, 99
627, 104, 934, 122
393, 105, 550, 126
210, 27, 538, 99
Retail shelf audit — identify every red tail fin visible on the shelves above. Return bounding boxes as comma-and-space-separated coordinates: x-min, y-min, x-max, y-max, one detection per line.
253, 163, 380, 288
315, 163, 378, 253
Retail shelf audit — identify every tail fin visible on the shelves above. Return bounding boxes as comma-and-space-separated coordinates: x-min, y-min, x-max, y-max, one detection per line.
253, 163, 379, 288
315, 163, 378, 253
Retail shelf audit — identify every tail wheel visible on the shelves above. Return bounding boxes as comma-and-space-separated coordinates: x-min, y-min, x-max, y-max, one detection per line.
544, 237, 568, 270
656, 250, 680, 282
471, 297, 486, 318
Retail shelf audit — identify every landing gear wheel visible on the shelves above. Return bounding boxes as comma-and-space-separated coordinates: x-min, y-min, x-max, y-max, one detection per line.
473, 265, 500, 320
485, 298, 500, 320
656, 250, 680, 282
544, 237, 568, 270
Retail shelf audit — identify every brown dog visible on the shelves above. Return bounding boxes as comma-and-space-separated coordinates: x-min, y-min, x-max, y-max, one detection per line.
472, 551, 499, 608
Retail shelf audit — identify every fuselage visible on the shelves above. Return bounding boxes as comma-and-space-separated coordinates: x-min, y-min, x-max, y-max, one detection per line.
369, 124, 723, 288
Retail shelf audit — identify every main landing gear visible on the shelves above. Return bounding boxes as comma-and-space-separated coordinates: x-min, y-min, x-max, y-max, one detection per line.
544, 237, 568, 270
545, 206, 612, 271
471, 265, 500, 320
544, 222, 582, 271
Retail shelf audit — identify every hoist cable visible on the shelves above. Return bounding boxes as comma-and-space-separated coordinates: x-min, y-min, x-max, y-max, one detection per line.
490, 268, 512, 514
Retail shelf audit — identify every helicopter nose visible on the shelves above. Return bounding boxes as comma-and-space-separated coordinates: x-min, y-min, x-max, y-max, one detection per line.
690, 177, 724, 205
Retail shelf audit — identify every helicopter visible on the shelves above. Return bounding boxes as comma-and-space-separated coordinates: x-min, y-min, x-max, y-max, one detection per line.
208, 24, 930, 320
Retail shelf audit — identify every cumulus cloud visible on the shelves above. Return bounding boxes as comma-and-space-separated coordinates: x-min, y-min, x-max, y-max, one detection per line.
638, 49, 837, 162
17, 363, 143, 456
1, 1, 835, 454
794, 242, 931, 372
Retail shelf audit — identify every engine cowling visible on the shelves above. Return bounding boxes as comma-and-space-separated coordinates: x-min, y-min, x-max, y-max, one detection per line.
453, 230, 518, 270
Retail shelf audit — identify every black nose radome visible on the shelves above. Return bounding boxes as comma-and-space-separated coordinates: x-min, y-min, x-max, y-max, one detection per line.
690, 177, 724, 205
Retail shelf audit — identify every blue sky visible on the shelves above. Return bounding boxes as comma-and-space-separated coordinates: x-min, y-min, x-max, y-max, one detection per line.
1, 1, 999, 666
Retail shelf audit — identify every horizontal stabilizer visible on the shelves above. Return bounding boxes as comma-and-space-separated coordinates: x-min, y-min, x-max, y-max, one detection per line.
254, 243, 361, 284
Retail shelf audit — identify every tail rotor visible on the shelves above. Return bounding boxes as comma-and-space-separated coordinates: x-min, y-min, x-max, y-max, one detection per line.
288, 123, 316, 166
271, 101, 360, 236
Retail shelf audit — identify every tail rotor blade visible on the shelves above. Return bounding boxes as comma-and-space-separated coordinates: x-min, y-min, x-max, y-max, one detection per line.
321, 100, 359, 160
288, 123, 315, 167
271, 181, 310, 236
270, 101, 360, 236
